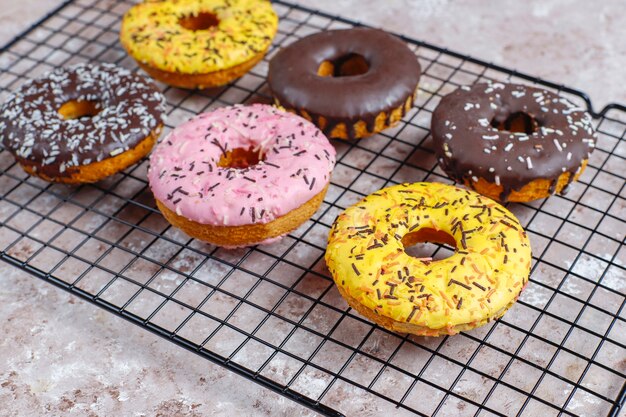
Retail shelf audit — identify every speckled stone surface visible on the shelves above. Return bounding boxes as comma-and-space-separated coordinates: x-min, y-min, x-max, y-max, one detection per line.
0, 0, 60, 48
289, 0, 626, 111
0, 267, 317, 417
1, 1, 625, 417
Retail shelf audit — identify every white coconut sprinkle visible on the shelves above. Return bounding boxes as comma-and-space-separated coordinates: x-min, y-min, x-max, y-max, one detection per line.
482, 134, 499, 140
553, 139, 563, 152
526, 156, 533, 169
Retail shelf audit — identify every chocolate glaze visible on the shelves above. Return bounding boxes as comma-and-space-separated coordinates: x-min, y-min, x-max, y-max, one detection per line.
267, 28, 421, 140
431, 82, 596, 202
0, 63, 166, 177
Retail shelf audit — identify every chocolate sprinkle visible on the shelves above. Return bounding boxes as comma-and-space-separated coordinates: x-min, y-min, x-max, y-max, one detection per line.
448, 279, 472, 290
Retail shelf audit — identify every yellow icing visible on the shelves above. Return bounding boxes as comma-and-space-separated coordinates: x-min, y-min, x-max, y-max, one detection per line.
325, 182, 531, 332
120, 0, 278, 74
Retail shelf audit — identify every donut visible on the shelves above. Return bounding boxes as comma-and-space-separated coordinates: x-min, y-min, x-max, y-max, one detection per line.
120, 0, 278, 89
148, 104, 336, 248
0, 63, 166, 183
325, 182, 531, 336
431, 82, 596, 202
267, 28, 421, 140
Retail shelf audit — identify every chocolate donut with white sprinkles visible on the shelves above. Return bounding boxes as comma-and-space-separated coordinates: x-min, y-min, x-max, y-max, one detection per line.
0, 63, 166, 183
431, 82, 596, 202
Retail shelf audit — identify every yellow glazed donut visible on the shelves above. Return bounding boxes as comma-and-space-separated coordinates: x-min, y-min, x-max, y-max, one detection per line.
120, 0, 278, 89
325, 182, 531, 336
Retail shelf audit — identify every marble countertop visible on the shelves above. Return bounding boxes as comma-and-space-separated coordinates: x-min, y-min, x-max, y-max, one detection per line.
0, 1, 624, 416
287, 0, 626, 111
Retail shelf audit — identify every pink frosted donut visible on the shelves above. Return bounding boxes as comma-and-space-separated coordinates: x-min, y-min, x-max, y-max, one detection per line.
148, 104, 336, 247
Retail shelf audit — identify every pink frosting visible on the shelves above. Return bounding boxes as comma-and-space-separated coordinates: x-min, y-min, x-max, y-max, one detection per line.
148, 104, 336, 227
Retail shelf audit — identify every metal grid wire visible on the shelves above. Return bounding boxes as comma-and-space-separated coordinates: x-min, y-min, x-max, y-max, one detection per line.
0, 1, 624, 416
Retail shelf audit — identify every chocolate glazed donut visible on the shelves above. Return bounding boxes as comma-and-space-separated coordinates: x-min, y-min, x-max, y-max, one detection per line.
0, 63, 166, 183
431, 82, 596, 203
268, 28, 421, 140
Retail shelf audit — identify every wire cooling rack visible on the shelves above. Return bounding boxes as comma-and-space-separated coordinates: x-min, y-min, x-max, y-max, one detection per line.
0, 1, 624, 416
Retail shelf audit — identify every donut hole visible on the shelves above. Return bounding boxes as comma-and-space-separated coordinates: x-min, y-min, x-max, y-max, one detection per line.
58, 100, 101, 120
491, 111, 538, 134
402, 228, 457, 261
317, 53, 369, 77
218, 147, 263, 169
178, 12, 219, 31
